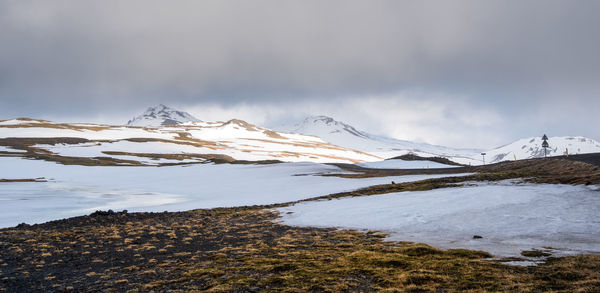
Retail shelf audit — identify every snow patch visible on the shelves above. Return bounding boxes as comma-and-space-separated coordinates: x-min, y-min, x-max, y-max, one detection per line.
276, 181, 600, 257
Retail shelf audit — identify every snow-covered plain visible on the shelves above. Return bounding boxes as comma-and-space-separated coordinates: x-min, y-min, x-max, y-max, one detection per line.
358, 159, 458, 169
277, 181, 600, 258
35, 141, 206, 165
0, 157, 472, 228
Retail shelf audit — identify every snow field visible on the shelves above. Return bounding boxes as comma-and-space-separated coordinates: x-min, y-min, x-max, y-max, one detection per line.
277, 181, 600, 257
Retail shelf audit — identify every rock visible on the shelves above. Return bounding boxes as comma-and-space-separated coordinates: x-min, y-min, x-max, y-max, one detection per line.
16, 222, 30, 229
90, 210, 116, 217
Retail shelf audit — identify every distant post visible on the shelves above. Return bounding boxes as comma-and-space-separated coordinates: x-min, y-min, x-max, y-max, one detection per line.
481, 152, 486, 165
542, 134, 549, 157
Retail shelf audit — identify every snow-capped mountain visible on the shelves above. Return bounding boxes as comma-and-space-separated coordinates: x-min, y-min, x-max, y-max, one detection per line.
484, 136, 600, 163
282, 116, 600, 165
3, 110, 599, 166
0, 116, 380, 165
126, 104, 199, 126
281, 116, 481, 164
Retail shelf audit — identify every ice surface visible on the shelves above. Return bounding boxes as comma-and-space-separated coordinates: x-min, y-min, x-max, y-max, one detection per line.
0, 146, 26, 153
0, 157, 471, 228
277, 181, 600, 257
502, 261, 541, 266
358, 159, 458, 169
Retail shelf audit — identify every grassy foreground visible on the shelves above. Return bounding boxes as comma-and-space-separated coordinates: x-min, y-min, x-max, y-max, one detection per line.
1, 156, 600, 292
1, 208, 599, 292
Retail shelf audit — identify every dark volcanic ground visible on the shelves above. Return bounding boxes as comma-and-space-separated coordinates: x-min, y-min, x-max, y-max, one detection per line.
1, 154, 600, 292
1, 208, 326, 292
563, 152, 600, 167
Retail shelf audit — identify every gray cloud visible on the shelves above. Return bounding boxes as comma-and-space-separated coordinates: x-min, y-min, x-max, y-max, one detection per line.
0, 0, 599, 147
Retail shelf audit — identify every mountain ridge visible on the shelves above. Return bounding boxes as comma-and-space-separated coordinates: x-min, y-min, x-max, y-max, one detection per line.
279, 115, 481, 164
281, 115, 600, 165
0, 114, 380, 164
2, 110, 599, 165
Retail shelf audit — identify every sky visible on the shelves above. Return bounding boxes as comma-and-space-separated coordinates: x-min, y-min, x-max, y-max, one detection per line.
1, 0, 599, 149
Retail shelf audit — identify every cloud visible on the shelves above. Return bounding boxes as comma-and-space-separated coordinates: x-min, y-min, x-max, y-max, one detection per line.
0, 0, 598, 147
344, 93, 505, 148
186, 103, 287, 126
182, 91, 505, 148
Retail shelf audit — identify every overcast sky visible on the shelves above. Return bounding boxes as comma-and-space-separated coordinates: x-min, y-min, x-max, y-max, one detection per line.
1, 0, 599, 148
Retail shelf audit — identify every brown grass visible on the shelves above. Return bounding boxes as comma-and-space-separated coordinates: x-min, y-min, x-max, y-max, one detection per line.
0, 178, 46, 183
0, 137, 283, 166
1, 208, 598, 292
327, 157, 600, 185
0, 121, 111, 131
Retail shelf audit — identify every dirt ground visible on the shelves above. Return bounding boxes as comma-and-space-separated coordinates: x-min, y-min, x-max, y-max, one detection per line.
1, 154, 600, 292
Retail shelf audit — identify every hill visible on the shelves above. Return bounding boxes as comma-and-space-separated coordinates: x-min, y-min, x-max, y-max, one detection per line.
0, 115, 379, 165
282, 116, 600, 165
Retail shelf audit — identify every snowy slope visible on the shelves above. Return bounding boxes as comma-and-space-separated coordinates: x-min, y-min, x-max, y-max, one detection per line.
282, 116, 600, 165
126, 104, 199, 126
3, 112, 598, 165
0, 117, 380, 164
281, 116, 481, 164
484, 136, 600, 163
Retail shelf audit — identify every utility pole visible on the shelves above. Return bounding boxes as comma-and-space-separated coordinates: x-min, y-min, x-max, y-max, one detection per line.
481, 152, 486, 165
542, 134, 549, 157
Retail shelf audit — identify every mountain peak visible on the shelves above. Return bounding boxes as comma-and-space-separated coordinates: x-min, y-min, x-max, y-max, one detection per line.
295, 115, 369, 139
304, 115, 335, 123
126, 105, 199, 127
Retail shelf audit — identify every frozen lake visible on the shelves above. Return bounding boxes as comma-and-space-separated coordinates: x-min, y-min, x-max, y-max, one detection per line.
0, 157, 471, 228
358, 158, 458, 169
277, 181, 600, 258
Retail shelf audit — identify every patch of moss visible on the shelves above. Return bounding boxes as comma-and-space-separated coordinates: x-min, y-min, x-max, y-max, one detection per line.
521, 250, 552, 258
